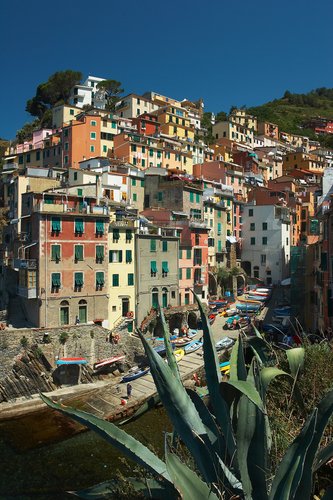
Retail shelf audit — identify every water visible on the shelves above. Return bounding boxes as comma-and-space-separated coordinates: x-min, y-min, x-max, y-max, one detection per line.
0, 406, 172, 499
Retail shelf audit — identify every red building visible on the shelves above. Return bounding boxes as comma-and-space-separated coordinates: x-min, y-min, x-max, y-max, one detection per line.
132, 113, 161, 136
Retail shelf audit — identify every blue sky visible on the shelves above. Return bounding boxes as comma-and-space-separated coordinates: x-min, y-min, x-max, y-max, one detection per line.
2, 0, 333, 139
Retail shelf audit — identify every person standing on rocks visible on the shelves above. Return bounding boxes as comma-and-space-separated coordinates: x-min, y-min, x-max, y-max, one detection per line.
127, 383, 132, 399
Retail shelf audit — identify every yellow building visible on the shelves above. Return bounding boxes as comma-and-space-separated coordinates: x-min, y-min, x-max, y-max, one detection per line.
229, 109, 257, 131
108, 218, 137, 331
52, 104, 82, 128
283, 151, 326, 175
152, 106, 195, 141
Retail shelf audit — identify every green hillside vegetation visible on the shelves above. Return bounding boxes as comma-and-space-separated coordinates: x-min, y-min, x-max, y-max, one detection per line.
247, 88, 333, 148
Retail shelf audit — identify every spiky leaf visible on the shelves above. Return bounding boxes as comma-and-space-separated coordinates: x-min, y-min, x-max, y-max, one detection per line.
40, 394, 171, 482
246, 336, 274, 366
269, 409, 318, 500
260, 367, 304, 409
165, 444, 219, 500
314, 441, 333, 472
229, 336, 247, 381
119, 394, 160, 426
224, 380, 264, 412
192, 291, 236, 458
286, 347, 305, 379
159, 306, 181, 382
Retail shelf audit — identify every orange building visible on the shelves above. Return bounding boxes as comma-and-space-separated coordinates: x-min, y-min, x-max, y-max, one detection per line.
283, 151, 326, 176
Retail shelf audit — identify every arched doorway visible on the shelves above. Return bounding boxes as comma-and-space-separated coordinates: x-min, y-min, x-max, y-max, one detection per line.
152, 287, 159, 309
60, 300, 69, 326
78, 299, 87, 323
162, 287, 168, 308
122, 297, 130, 317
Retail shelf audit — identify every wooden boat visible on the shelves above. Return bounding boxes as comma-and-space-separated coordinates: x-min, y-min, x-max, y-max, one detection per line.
184, 340, 203, 354
187, 328, 198, 338
174, 349, 185, 362
215, 337, 235, 351
94, 355, 125, 370
172, 337, 192, 347
121, 367, 150, 383
56, 357, 88, 366
237, 296, 263, 304
209, 300, 228, 308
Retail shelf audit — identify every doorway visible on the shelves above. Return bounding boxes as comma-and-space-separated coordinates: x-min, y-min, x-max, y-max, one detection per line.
122, 298, 130, 317
60, 300, 69, 325
78, 299, 87, 323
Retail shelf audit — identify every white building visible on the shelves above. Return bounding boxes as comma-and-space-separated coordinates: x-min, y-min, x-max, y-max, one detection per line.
241, 203, 291, 285
70, 75, 107, 109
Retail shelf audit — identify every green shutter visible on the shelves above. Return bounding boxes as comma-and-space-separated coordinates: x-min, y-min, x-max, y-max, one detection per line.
51, 217, 61, 232
52, 273, 61, 287
186, 249, 191, 259
157, 192, 163, 201
118, 250, 123, 262
179, 248, 182, 259
162, 293, 168, 308
75, 245, 83, 261
321, 253, 328, 271
126, 229, 132, 241
75, 219, 84, 234
128, 273, 134, 286
140, 180, 144, 187
126, 250, 132, 263
96, 220, 104, 234
162, 241, 168, 252
132, 178, 137, 186
150, 239, 156, 252
77, 188, 83, 196
96, 272, 104, 286
196, 193, 200, 203
151, 261, 157, 273
217, 223, 222, 235
51, 245, 60, 261
74, 272, 84, 287
96, 245, 104, 261
190, 192, 194, 202
179, 268, 182, 279
218, 240, 222, 252
186, 268, 191, 279
162, 261, 169, 273
113, 228, 120, 241
112, 274, 119, 286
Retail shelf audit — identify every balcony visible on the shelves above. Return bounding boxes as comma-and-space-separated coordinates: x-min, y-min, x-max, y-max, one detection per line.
33, 202, 109, 216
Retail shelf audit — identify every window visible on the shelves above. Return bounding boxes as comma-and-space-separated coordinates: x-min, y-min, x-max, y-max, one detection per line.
162, 241, 168, 252
74, 172, 78, 180
250, 223, 255, 231
96, 272, 105, 288
74, 272, 84, 289
74, 244, 83, 261
249, 209, 253, 217
70, 109, 75, 115
140, 180, 144, 188
133, 193, 137, 202
186, 249, 191, 259
157, 192, 163, 201
126, 250, 132, 263
261, 254, 266, 265
51, 244, 61, 262
162, 261, 169, 277
150, 239, 156, 252
179, 268, 182, 279
18, 155, 23, 165
286, 237, 289, 245
185, 293, 190, 305
113, 228, 120, 242
196, 193, 200, 203
262, 237, 267, 245
90, 145, 95, 153
253, 266, 259, 278
75, 218, 84, 235
96, 245, 104, 263
91, 120, 96, 126
250, 237, 255, 245
262, 222, 268, 230
64, 155, 69, 164
152, 288, 159, 308
186, 268, 191, 279
151, 261, 157, 277
162, 288, 168, 308
95, 220, 104, 235
51, 272, 61, 290
112, 274, 119, 287
190, 192, 194, 202
179, 249, 182, 259
109, 250, 122, 263
26, 153, 30, 163
171, 290, 176, 299
126, 229, 132, 242
132, 178, 137, 186
141, 159, 145, 167
103, 145, 107, 153
36, 151, 40, 161
77, 188, 82, 196
128, 273, 134, 286
51, 217, 61, 233
90, 132, 96, 139
217, 223, 222, 235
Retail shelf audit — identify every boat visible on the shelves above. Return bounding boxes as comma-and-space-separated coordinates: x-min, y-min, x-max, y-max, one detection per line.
219, 361, 230, 373
209, 300, 228, 308
56, 357, 88, 366
151, 334, 178, 342
221, 308, 238, 317
236, 302, 261, 312
187, 328, 198, 338
273, 307, 291, 317
172, 337, 192, 347
184, 340, 203, 354
94, 355, 125, 370
154, 344, 176, 356
174, 349, 185, 362
121, 367, 150, 383
237, 296, 264, 304
215, 337, 235, 351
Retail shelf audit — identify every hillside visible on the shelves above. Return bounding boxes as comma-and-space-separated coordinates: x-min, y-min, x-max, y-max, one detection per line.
246, 88, 333, 147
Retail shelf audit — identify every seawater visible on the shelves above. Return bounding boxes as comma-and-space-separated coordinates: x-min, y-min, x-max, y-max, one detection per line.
0, 405, 171, 499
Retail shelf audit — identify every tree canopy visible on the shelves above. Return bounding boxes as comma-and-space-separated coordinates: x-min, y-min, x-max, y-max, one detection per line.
96, 79, 123, 111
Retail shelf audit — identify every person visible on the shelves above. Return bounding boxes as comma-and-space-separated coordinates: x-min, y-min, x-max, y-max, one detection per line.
127, 383, 132, 399
75, 315, 80, 325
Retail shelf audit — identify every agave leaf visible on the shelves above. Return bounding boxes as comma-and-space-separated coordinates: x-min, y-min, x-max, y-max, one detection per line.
119, 394, 161, 426
294, 388, 333, 498
313, 441, 333, 472
229, 336, 247, 382
192, 291, 236, 458
40, 394, 171, 483
165, 444, 219, 500
71, 477, 178, 499
236, 359, 268, 500
216, 454, 243, 493
159, 306, 181, 382
139, 332, 218, 484
246, 336, 274, 366
252, 322, 264, 339
269, 408, 318, 500
260, 367, 305, 409
286, 347, 305, 379
224, 380, 264, 412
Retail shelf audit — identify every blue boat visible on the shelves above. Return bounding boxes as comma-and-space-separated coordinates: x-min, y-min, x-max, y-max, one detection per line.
236, 303, 261, 312
121, 367, 150, 383
56, 357, 88, 366
154, 344, 175, 356
184, 340, 203, 354
220, 361, 230, 368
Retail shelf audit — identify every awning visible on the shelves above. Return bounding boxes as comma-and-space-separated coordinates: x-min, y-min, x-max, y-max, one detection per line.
162, 261, 169, 273
151, 261, 157, 273
226, 236, 237, 244
281, 278, 291, 286
172, 211, 188, 217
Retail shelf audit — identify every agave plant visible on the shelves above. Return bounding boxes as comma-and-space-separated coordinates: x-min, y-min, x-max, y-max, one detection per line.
41, 294, 333, 499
